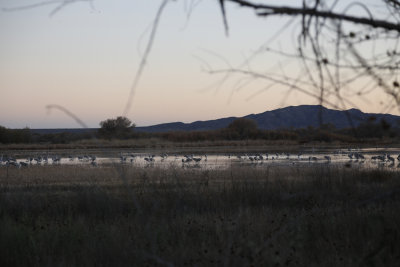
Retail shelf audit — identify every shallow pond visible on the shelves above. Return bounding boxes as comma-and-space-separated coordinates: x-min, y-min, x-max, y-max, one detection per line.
2, 147, 400, 170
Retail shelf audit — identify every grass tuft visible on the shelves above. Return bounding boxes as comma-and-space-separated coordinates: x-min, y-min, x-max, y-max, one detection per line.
0, 164, 399, 266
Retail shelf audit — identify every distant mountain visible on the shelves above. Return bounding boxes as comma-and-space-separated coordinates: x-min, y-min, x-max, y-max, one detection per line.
135, 105, 400, 132
29, 105, 400, 134
135, 117, 237, 133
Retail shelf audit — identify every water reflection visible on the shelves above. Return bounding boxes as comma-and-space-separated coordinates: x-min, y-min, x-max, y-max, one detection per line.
2, 147, 400, 170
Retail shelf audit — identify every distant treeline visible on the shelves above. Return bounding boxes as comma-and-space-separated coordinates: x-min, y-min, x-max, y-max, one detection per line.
157, 117, 399, 143
0, 126, 95, 144
1, 117, 399, 145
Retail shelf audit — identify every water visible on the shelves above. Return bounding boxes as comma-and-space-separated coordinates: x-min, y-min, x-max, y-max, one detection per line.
2, 147, 400, 170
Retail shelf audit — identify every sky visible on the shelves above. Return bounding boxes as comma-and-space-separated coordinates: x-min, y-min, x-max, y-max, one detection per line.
1, 0, 398, 128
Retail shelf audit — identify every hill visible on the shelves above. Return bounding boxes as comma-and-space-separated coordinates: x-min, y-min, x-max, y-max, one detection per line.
29, 105, 400, 134
135, 105, 400, 132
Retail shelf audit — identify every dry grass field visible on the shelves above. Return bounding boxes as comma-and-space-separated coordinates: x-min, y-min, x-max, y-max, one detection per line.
0, 163, 399, 266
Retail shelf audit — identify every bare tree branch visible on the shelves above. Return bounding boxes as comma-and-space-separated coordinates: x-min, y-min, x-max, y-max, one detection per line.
227, 0, 400, 32
2, 0, 95, 16
123, 0, 171, 116
219, 0, 229, 36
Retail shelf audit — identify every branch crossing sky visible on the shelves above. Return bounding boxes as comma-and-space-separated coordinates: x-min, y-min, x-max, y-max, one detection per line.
0, 0, 396, 128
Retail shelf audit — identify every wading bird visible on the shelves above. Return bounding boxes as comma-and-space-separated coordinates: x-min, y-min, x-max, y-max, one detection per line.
144, 155, 155, 163
192, 157, 202, 163
387, 154, 395, 163
20, 161, 29, 167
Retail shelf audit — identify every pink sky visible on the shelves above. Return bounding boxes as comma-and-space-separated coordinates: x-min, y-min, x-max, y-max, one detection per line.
1, 0, 398, 128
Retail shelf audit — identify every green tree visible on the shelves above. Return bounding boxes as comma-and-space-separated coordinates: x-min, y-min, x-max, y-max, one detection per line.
98, 116, 135, 139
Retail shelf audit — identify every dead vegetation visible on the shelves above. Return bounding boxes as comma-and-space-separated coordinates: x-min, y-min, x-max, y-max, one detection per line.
0, 164, 399, 266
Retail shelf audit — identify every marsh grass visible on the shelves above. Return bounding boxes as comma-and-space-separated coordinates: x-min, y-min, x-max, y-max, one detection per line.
0, 164, 399, 266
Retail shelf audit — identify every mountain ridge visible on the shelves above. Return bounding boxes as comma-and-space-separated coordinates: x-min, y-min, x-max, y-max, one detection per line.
30, 105, 400, 134
134, 105, 400, 132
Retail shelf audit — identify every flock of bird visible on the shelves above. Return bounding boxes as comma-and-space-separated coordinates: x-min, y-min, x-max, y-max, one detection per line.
1, 149, 400, 168
0, 154, 63, 168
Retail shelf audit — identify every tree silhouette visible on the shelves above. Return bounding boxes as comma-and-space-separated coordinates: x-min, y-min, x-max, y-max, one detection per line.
98, 116, 135, 139
227, 118, 258, 139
